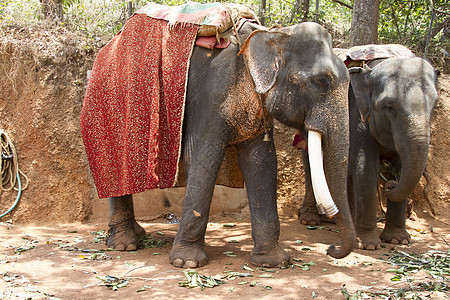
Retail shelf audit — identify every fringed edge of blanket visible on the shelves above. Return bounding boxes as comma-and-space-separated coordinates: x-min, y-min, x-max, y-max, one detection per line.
172, 29, 198, 188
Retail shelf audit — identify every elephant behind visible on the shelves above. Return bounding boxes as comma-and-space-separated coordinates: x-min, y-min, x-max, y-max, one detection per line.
81, 3, 355, 268
299, 44, 439, 250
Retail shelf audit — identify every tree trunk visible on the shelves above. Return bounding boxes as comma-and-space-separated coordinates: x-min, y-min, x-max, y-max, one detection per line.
291, 0, 310, 23
302, 0, 310, 22
259, 0, 267, 26
350, 0, 380, 46
40, 0, 63, 21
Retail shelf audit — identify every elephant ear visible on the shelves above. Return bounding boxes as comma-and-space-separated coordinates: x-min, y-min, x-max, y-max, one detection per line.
349, 64, 372, 122
239, 30, 286, 94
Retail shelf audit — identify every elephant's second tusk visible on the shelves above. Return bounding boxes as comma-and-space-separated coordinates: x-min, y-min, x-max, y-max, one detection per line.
308, 130, 339, 218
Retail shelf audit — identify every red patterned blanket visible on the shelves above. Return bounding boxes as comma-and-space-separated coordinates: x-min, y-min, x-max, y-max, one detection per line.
80, 14, 198, 198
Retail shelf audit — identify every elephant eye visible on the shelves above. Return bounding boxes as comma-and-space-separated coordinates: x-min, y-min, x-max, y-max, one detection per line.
376, 97, 397, 116
311, 76, 330, 95
385, 105, 398, 116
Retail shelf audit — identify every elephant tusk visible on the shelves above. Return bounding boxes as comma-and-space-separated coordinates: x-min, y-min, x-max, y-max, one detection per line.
308, 130, 339, 218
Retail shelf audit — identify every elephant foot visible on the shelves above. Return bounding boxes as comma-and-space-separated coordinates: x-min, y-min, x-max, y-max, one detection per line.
380, 228, 411, 245
250, 245, 291, 268
107, 216, 140, 251
356, 231, 381, 250
169, 243, 208, 268
299, 206, 321, 226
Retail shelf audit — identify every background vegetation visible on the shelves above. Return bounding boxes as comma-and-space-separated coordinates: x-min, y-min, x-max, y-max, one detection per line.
0, 0, 448, 66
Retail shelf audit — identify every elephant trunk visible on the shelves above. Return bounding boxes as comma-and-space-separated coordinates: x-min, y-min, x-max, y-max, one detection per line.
326, 212, 355, 258
385, 128, 430, 202
307, 130, 355, 259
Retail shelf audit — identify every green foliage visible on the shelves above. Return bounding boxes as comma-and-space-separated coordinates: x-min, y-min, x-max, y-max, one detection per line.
314, 0, 352, 30
62, 0, 128, 39
0, 0, 41, 26
0, 0, 447, 51
378, 0, 448, 46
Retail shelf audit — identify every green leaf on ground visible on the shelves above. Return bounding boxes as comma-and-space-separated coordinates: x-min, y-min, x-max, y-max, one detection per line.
179, 270, 226, 290
96, 275, 129, 291
223, 224, 236, 228
241, 264, 254, 272
139, 233, 170, 249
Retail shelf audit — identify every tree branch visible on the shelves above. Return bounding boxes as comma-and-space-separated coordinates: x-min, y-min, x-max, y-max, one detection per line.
330, 0, 353, 10
435, 8, 450, 16
420, 16, 450, 49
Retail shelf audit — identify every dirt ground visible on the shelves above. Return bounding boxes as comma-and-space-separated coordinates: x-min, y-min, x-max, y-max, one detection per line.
0, 24, 449, 299
1, 212, 449, 299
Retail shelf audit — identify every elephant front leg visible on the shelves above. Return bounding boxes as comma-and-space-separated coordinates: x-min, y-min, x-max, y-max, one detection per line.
169, 143, 225, 268
299, 150, 321, 225
352, 145, 382, 250
380, 198, 411, 245
169, 185, 213, 268
107, 194, 146, 251
237, 134, 290, 267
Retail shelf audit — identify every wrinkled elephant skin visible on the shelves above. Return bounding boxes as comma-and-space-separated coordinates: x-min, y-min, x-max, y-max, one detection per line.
103, 21, 355, 267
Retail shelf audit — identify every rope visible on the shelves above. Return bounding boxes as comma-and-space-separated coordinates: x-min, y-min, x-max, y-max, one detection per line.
1, 129, 28, 218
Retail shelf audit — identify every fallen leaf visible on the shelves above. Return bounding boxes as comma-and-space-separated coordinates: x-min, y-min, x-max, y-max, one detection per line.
223, 224, 236, 228
241, 264, 254, 272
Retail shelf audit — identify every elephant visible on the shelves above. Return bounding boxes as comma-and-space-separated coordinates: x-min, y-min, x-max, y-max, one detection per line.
299, 54, 439, 250
83, 16, 355, 268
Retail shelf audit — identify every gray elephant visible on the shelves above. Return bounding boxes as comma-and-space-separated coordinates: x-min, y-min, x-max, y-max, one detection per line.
81, 8, 355, 268
299, 45, 439, 250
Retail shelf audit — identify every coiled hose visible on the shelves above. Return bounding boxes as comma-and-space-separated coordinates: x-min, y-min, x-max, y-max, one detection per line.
1, 129, 28, 218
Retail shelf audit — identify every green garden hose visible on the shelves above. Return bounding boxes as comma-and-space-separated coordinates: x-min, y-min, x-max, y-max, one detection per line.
1, 129, 28, 218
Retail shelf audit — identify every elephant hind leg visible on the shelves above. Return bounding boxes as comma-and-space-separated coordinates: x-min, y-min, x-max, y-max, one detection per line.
107, 217, 139, 251
107, 195, 143, 251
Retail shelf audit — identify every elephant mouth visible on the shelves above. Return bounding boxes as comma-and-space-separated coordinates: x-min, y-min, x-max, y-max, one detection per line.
307, 130, 339, 217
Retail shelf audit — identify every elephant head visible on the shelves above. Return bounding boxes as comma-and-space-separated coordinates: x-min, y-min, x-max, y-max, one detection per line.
349, 57, 439, 202
240, 23, 355, 258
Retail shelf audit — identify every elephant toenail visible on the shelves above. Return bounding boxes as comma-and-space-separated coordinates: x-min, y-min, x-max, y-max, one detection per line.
114, 243, 126, 251
183, 260, 198, 268
171, 258, 184, 268
401, 240, 409, 245
125, 243, 138, 251
391, 238, 400, 244
366, 244, 375, 250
